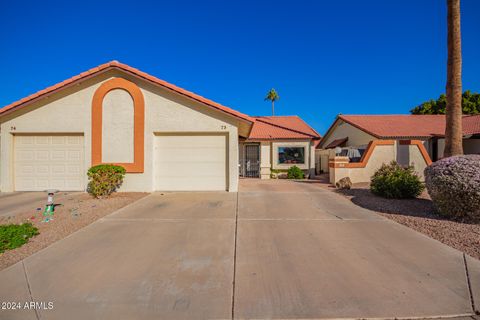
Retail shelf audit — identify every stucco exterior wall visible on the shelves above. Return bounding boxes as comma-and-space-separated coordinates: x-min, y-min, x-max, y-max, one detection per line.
329, 144, 396, 184
102, 89, 134, 163
260, 142, 271, 179
315, 149, 334, 174
271, 141, 311, 171
397, 143, 428, 177
328, 141, 430, 184
0, 74, 99, 192
322, 120, 376, 148
0, 70, 242, 192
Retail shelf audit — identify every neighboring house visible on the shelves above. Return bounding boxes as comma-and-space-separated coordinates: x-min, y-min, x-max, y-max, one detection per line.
0, 61, 319, 192
240, 116, 321, 179
316, 114, 480, 184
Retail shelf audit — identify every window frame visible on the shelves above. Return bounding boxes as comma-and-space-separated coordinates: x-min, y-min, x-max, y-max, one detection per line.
277, 146, 306, 165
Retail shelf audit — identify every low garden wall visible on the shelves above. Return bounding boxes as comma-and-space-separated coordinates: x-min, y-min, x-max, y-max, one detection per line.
327, 140, 432, 184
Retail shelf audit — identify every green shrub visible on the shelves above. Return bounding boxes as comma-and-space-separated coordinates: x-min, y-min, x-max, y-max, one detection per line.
0, 223, 39, 253
370, 161, 424, 199
287, 165, 305, 179
425, 155, 480, 221
87, 164, 126, 198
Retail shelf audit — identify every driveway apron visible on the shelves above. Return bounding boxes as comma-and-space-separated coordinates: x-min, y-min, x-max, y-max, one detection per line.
0, 180, 478, 319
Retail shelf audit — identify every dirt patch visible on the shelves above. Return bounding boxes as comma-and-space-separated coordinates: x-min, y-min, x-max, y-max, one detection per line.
0, 192, 148, 270
334, 183, 480, 260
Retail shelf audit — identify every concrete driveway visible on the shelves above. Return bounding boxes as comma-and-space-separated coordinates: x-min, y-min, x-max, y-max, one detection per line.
0, 180, 479, 320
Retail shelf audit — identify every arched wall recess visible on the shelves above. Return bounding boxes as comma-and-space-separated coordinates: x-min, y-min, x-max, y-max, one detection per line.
91, 77, 144, 173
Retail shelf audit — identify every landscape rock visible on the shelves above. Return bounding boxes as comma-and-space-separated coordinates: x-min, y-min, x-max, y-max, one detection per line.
336, 177, 352, 189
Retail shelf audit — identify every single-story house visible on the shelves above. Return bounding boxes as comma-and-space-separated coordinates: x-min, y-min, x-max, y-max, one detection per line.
0, 61, 320, 192
316, 114, 480, 184
240, 116, 321, 179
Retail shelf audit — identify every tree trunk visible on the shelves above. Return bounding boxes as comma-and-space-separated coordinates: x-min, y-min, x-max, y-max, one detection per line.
272, 101, 275, 116
444, 0, 463, 157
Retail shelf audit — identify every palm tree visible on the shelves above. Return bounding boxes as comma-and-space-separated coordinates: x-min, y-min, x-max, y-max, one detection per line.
444, 0, 463, 156
264, 88, 279, 116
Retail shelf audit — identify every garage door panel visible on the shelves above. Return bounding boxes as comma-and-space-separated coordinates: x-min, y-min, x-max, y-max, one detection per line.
37, 150, 50, 160
18, 165, 35, 175
36, 165, 50, 175
14, 135, 85, 191
156, 135, 223, 147
155, 134, 227, 191
156, 176, 226, 191
35, 179, 49, 189
67, 136, 82, 145
51, 165, 66, 175
51, 150, 66, 161
35, 136, 49, 144
158, 149, 226, 162
17, 150, 35, 161
67, 165, 82, 174
68, 150, 82, 161
156, 161, 225, 176
51, 136, 66, 144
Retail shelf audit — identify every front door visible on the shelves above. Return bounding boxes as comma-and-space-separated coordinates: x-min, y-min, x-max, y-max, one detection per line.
240, 144, 260, 178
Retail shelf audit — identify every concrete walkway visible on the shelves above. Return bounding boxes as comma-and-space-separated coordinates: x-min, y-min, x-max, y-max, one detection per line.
0, 180, 478, 319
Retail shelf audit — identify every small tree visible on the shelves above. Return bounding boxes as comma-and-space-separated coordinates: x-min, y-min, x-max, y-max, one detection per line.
264, 88, 279, 116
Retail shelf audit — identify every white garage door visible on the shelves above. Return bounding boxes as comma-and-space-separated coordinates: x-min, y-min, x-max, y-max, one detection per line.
155, 134, 227, 191
14, 135, 84, 191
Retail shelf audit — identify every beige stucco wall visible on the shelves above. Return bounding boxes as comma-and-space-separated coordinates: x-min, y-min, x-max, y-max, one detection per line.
271, 141, 312, 171
102, 89, 134, 163
396, 143, 428, 178
260, 142, 271, 179
329, 144, 396, 184
0, 70, 243, 192
321, 120, 376, 148
315, 149, 334, 174
329, 141, 429, 184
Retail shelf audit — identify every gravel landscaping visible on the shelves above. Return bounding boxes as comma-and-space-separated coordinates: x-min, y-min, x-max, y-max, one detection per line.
0, 192, 148, 270
335, 182, 480, 260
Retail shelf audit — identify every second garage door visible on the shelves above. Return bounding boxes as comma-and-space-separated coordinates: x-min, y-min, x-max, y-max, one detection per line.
154, 134, 227, 191
14, 135, 84, 191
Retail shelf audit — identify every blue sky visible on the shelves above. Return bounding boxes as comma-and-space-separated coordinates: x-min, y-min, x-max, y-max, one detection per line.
1, 0, 479, 134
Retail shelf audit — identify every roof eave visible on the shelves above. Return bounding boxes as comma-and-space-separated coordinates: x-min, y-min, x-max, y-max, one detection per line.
0, 62, 254, 124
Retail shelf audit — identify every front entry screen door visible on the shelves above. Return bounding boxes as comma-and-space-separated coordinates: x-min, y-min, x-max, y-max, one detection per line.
242, 144, 260, 178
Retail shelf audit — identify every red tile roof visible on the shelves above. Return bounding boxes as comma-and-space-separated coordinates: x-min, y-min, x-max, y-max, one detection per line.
0, 61, 254, 122
247, 116, 321, 140
463, 114, 480, 135
0, 61, 325, 141
338, 114, 480, 138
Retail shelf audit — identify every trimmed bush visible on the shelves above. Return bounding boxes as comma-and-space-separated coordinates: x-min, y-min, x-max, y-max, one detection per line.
0, 223, 39, 253
370, 161, 425, 199
287, 165, 304, 179
425, 155, 480, 221
87, 164, 126, 198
